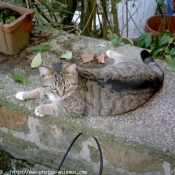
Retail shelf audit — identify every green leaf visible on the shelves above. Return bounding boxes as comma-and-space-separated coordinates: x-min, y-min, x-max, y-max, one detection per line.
138, 33, 152, 48
165, 55, 175, 68
165, 66, 175, 71
107, 29, 112, 34
164, 30, 172, 40
125, 38, 134, 46
31, 52, 42, 68
111, 38, 119, 47
151, 36, 160, 55
164, 47, 170, 54
138, 39, 145, 47
114, 0, 121, 4
170, 48, 175, 55
0, 84, 4, 89
107, 33, 113, 40
61, 51, 72, 60
30, 44, 52, 52
159, 34, 168, 45
139, 33, 149, 40
12, 74, 27, 85
145, 33, 152, 48
107, 32, 119, 41
168, 37, 174, 44
152, 48, 163, 58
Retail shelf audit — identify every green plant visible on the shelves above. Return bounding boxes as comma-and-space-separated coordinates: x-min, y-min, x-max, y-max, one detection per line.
138, 30, 175, 71
107, 29, 122, 47
5, 16, 16, 24
0, 14, 2, 22
107, 29, 134, 47
0, 8, 20, 24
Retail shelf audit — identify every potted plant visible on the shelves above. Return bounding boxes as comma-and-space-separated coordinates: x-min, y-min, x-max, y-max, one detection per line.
0, 2, 34, 55
138, 0, 175, 71
145, 14, 175, 36
145, 0, 175, 36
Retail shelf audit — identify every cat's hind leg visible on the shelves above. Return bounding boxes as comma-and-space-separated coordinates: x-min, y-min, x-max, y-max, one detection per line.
106, 50, 126, 64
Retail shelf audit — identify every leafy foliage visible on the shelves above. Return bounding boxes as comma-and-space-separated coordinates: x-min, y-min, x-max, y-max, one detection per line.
138, 30, 175, 71
107, 30, 121, 47
9, 0, 124, 39
0, 8, 20, 24
107, 29, 134, 47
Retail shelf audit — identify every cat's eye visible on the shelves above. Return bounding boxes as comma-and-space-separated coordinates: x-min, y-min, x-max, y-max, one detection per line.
64, 84, 70, 89
50, 85, 57, 90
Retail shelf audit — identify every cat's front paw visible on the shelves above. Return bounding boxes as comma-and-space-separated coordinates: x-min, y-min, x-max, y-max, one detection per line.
15, 91, 25, 100
35, 105, 44, 117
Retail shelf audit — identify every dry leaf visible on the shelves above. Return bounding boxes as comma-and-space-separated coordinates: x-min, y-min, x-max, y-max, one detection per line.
81, 53, 95, 63
98, 53, 105, 64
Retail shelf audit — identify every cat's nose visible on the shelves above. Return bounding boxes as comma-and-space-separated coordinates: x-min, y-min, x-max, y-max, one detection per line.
57, 90, 64, 98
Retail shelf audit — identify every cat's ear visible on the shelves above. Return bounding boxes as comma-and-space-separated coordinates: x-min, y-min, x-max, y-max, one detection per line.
39, 66, 53, 78
64, 64, 76, 73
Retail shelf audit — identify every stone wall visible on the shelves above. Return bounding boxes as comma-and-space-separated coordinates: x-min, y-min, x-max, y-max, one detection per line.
0, 106, 173, 175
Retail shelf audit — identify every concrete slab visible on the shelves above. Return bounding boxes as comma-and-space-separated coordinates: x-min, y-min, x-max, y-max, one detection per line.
0, 26, 175, 167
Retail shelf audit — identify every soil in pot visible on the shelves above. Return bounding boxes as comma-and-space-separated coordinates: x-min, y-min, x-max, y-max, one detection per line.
0, 8, 21, 24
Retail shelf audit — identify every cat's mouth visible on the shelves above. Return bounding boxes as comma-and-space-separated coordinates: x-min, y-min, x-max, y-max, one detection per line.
46, 92, 65, 102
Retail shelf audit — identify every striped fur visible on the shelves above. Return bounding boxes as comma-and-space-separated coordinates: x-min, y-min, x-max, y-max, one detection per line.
16, 50, 164, 117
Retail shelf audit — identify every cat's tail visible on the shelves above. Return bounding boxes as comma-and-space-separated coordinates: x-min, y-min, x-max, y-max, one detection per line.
141, 50, 164, 91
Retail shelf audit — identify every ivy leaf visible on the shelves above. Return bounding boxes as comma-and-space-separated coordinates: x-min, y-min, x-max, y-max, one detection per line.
30, 44, 52, 52
138, 33, 151, 48
12, 74, 27, 86
168, 37, 174, 44
111, 38, 119, 47
165, 55, 175, 71
0, 84, 4, 89
139, 33, 148, 40
138, 39, 145, 47
31, 52, 42, 68
145, 33, 152, 48
151, 36, 160, 54
170, 48, 175, 55
125, 38, 134, 46
152, 48, 163, 58
159, 34, 168, 45
61, 51, 72, 60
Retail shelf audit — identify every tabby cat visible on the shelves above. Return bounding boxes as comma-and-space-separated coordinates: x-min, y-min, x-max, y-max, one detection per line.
15, 50, 164, 117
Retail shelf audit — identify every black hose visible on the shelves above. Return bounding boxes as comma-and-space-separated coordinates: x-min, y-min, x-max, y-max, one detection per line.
56, 133, 103, 175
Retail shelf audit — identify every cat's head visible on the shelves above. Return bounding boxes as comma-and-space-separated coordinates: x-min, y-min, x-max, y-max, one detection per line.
39, 62, 78, 101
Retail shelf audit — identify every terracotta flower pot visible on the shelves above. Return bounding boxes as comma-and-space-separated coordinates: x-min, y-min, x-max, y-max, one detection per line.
145, 14, 175, 36
0, 2, 34, 55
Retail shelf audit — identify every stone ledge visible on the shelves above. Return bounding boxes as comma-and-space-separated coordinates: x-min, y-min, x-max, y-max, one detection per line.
0, 26, 175, 174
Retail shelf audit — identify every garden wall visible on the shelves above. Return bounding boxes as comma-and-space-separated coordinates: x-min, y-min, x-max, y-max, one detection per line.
0, 26, 175, 174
